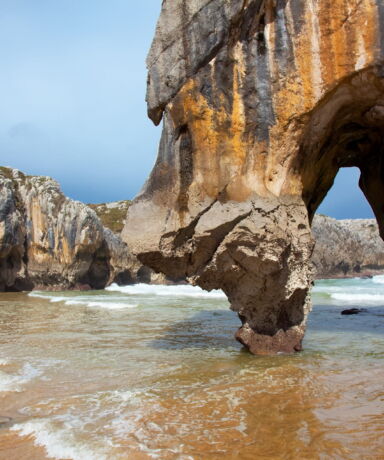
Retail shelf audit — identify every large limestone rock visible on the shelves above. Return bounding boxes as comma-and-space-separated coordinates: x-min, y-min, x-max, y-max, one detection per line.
90, 201, 172, 285
123, 0, 384, 354
0, 167, 137, 291
88, 201, 132, 234
0, 170, 27, 290
312, 215, 384, 278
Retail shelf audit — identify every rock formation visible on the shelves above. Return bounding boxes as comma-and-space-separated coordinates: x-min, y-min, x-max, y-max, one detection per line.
92, 200, 384, 281
90, 200, 384, 282
312, 215, 384, 278
89, 200, 170, 284
0, 167, 140, 291
123, 0, 384, 354
88, 201, 131, 234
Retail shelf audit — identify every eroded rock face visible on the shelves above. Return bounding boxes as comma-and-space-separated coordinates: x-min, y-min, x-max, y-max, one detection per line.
91, 202, 174, 285
88, 201, 132, 234
123, 0, 384, 354
0, 170, 27, 291
312, 215, 384, 278
0, 168, 138, 291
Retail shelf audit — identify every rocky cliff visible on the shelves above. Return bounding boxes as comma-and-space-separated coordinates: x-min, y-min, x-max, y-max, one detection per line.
91, 200, 384, 281
312, 215, 384, 278
0, 167, 139, 291
123, 0, 384, 354
89, 200, 384, 282
1, 165, 382, 294
88, 201, 131, 234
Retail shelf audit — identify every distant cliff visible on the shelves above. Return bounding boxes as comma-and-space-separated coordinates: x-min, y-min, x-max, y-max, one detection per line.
1, 166, 383, 292
0, 168, 144, 291
88, 201, 131, 234
312, 215, 384, 279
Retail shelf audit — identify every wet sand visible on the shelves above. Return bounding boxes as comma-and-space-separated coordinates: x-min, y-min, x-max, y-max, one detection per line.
0, 280, 383, 459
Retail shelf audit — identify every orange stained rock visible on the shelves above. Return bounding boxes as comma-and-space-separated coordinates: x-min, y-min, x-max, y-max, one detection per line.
123, 0, 384, 355
170, 68, 252, 201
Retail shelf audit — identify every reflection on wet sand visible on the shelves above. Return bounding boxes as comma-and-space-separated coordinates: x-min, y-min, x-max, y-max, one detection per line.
0, 285, 383, 459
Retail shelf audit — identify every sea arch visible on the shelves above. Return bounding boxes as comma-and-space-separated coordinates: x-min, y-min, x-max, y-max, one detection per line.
297, 66, 384, 237
122, 0, 384, 354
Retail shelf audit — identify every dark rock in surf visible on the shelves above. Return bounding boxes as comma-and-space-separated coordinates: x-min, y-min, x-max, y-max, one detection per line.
341, 308, 367, 315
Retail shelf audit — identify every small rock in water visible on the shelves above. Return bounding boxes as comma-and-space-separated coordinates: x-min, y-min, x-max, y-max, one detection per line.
0, 416, 12, 428
341, 308, 366, 315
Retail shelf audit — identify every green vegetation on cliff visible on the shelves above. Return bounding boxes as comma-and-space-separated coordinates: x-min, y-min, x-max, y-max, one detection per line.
88, 200, 131, 234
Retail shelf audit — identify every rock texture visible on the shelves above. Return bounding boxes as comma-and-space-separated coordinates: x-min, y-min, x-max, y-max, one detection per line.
312, 215, 384, 278
89, 201, 171, 285
0, 167, 140, 291
88, 201, 131, 234
123, 0, 384, 354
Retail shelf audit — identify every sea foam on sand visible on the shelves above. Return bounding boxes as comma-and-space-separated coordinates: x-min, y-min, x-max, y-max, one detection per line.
106, 283, 226, 299
0, 363, 42, 393
29, 292, 137, 310
11, 419, 109, 460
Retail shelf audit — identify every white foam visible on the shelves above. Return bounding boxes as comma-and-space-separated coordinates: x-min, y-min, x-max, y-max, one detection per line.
64, 300, 137, 310
106, 283, 226, 299
372, 275, 384, 284
29, 292, 68, 302
313, 277, 384, 305
0, 363, 42, 392
331, 293, 384, 303
11, 419, 109, 460
28, 292, 137, 310
108, 389, 140, 402
313, 284, 374, 294
0, 358, 8, 366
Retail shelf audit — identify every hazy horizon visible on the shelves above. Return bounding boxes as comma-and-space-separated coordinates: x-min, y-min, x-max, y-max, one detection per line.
0, 1, 375, 220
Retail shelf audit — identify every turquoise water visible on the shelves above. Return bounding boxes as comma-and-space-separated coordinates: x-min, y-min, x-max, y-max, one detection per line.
0, 278, 383, 459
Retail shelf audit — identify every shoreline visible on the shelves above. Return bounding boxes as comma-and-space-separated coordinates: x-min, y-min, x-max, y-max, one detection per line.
2, 270, 384, 294
315, 270, 384, 280
0, 279, 383, 459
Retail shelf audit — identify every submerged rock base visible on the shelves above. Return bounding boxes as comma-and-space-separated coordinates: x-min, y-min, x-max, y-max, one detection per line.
133, 196, 314, 354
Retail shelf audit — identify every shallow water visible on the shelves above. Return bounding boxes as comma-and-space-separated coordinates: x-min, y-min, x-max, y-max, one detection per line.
0, 278, 383, 459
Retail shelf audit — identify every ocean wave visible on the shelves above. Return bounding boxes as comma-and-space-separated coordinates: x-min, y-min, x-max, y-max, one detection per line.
28, 292, 137, 310
313, 287, 379, 296
29, 292, 67, 302
11, 419, 109, 460
331, 293, 384, 303
106, 283, 226, 299
0, 363, 42, 393
372, 275, 384, 284
12, 389, 154, 460
64, 300, 137, 310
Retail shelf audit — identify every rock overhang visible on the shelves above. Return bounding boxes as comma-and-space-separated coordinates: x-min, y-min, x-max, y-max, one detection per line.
123, 0, 384, 354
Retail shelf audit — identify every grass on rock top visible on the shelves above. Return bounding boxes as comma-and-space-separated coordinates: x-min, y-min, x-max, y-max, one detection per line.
88, 201, 131, 234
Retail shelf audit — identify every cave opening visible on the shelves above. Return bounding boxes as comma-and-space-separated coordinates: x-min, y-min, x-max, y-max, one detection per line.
297, 67, 384, 240
317, 167, 375, 220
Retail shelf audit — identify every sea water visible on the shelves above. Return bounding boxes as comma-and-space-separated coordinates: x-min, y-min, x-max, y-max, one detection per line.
0, 277, 383, 459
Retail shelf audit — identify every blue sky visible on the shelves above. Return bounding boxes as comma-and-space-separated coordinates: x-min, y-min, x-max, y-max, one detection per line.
317, 168, 373, 219
0, 1, 374, 218
0, 0, 161, 203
